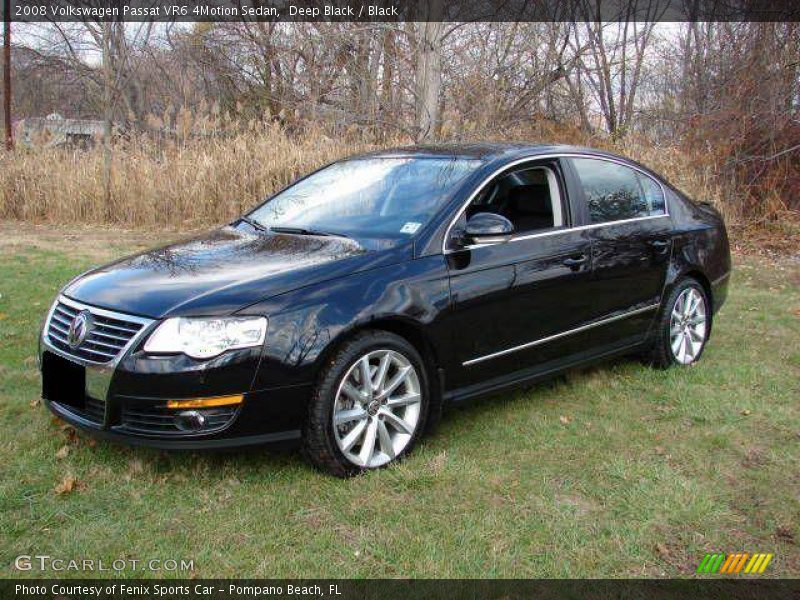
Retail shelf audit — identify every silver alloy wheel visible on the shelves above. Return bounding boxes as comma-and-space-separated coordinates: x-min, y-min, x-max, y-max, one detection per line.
332, 349, 422, 468
669, 287, 708, 364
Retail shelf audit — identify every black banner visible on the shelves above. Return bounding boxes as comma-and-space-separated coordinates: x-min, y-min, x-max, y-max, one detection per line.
2, 0, 800, 23
3, 579, 800, 600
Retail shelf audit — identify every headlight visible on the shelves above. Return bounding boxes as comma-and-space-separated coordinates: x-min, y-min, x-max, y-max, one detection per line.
143, 317, 267, 359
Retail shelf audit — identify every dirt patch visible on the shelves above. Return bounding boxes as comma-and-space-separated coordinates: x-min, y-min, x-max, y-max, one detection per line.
0, 221, 197, 260
729, 214, 800, 261
741, 446, 770, 469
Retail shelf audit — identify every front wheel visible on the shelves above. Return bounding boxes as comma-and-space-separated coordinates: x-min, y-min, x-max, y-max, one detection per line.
302, 331, 429, 477
648, 278, 711, 368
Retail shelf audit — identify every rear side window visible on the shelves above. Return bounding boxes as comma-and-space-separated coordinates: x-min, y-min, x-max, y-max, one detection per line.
636, 172, 666, 215
571, 158, 664, 224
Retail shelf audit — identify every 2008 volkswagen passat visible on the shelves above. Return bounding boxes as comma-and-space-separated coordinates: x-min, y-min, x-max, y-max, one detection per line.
40, 144, 731, 476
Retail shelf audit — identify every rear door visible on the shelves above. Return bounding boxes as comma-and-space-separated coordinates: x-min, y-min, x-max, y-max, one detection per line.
566, 157, 672, 347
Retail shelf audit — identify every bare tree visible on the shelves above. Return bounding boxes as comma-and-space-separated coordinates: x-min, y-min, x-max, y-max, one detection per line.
569, 0, 665, 137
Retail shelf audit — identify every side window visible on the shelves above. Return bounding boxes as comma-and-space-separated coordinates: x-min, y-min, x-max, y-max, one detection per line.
636, 172, 666, 216
572, 158, 654, 224
465, 165, 564, 235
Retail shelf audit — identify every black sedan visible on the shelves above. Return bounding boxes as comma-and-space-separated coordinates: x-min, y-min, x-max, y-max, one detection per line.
39, 144, 731, 476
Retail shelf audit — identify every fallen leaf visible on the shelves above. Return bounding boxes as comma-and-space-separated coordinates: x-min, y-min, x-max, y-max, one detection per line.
656, 543, 671, 559
741, 409, 751, 416
654, 446, 666, 455
559, 415, 572, 425
29, 398, 41, 408
54, 475, 77, 495
86, 438, 97, 448
62, 427, 78, 444
55, 445, 70, 460
793, 308, 800, 317
0, 313, 7, 321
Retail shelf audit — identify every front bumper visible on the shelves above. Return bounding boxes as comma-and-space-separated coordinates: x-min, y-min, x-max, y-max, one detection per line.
39, 296, 308, 449
45, 396, 301, 449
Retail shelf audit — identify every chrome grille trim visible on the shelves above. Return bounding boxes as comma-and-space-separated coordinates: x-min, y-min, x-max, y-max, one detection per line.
43, 295, 155, 366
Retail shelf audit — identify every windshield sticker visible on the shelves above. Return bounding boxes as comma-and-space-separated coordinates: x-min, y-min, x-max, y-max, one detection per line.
400, 222, 422, 234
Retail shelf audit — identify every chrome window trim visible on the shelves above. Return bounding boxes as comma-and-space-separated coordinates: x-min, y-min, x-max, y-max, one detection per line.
462, 303, 660, 366
442, 152, 670, 254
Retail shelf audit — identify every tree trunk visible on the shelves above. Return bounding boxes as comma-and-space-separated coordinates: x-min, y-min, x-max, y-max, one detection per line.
413, 0, 444, 142
381, 28, 395, 120
102, 20, 113, 220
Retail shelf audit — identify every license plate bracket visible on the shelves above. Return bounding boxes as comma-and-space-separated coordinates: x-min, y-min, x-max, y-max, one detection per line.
42, 351, 87, 410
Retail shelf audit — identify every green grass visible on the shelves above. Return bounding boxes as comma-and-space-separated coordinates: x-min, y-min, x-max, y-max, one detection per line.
1, 241, 798, 579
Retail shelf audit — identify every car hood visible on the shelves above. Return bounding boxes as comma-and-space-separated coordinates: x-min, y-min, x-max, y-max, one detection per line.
64, 226, 409, 318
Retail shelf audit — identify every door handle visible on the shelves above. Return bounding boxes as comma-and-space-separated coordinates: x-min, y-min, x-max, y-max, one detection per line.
648, 240, 670, 254
563, 254, 588, 271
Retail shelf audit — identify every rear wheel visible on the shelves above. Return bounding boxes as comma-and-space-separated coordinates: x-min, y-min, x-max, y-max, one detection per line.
648, 278, 710, 368
302, 331, 429, 477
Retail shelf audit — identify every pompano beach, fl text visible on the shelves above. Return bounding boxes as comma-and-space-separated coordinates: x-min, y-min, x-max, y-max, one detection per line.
16, 583, 343, 597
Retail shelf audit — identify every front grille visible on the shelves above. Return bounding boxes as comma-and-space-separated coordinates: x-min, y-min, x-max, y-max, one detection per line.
47, 297, 148, 364
121, 404, 238, 435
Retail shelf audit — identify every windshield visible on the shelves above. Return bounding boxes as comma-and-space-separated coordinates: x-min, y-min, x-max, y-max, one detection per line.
248, 157, 481, 241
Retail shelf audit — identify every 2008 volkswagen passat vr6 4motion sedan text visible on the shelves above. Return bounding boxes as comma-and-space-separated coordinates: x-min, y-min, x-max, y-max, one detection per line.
40, 144, 731, 476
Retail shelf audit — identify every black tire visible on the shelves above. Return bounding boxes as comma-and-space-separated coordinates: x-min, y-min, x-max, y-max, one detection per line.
647, 277, 711, 368
302, 330, 430, 477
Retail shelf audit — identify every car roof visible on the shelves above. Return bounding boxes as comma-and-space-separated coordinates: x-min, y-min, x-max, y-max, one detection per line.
352, 142, 664, 183
355, 142, 633, 163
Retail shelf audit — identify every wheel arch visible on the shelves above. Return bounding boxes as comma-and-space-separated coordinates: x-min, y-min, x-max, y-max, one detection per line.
683, 269, 713, 308
313, 316, 444, 431
663, 267, 715, 338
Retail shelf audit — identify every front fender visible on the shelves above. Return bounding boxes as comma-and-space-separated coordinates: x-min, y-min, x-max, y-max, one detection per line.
248, 255, 451, 390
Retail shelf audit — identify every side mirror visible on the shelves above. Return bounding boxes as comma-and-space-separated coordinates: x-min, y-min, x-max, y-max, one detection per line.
463, 212, 515, 245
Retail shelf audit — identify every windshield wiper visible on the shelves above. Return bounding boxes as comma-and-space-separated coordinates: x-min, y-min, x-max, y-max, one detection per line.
270, 226, 352, 240
238, 216, 267, 232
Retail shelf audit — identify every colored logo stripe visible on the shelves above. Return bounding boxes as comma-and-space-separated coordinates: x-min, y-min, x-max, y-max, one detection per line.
698, 553, 774, 574
744, 553, 774, 574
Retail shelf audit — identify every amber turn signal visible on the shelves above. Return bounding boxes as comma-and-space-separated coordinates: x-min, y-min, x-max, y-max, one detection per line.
166, 394, 244, 409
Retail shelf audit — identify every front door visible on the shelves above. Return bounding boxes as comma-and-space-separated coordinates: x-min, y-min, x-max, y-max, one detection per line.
444, 159, 599, 393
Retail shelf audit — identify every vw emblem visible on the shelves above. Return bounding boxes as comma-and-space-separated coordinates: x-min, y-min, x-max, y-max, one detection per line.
67, 310, 93, 348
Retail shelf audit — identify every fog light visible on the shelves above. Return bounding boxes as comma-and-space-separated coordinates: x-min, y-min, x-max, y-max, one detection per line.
175, 410, 207, 432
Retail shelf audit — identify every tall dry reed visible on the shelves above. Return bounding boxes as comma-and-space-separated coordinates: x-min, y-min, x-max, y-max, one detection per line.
1, 119, 733, 229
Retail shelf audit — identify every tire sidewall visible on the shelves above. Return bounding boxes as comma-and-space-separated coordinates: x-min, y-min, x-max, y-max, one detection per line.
307, 331, 430, 476
660, 279, 711, 367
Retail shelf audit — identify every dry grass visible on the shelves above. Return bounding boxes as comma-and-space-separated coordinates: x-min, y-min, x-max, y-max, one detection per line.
0, 119, 741, 229
1, 122, 391, 229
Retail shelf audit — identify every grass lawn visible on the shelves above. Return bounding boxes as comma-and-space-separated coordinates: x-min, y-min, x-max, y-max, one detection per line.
1, 230, 798, 578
